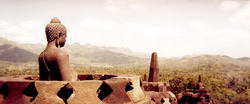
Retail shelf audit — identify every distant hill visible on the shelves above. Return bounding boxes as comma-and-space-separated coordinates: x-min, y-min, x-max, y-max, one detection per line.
161, 55, 250, 72
0, 37, 12, 45
0, 44, 37, 62
0, 37, 147, 65
1, 37, 250, 70
236, 57, 250, 61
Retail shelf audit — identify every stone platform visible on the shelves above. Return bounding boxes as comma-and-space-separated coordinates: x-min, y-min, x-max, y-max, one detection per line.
0, 74, 151, 104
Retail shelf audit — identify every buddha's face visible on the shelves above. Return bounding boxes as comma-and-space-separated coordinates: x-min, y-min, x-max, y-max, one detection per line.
58, 33, 67, 47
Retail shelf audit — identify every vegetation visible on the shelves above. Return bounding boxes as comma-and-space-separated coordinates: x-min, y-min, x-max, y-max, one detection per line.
0, 55, 250, 104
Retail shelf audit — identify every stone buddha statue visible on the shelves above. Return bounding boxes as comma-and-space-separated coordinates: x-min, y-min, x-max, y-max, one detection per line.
38, 17, 77, 81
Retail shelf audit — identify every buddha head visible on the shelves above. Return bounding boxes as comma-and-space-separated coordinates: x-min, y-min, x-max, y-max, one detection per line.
45, 17, 67, 47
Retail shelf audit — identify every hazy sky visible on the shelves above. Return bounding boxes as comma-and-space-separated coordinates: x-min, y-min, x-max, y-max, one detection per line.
0, 0, 250, 57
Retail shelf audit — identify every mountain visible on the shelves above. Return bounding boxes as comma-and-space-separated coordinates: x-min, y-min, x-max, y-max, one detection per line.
160, 55, 250, 72
1, 37, 249, 70
65, 43, 148, 64
0, 44, 37, 62
0, 37, 147, 65
236, 57, 250, 61
0, 37, 14, 45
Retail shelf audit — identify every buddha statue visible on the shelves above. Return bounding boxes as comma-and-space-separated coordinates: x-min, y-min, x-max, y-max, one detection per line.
38, 17, 77, 81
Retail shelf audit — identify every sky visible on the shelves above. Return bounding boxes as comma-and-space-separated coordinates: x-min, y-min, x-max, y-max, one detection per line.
0, 0, 250, 58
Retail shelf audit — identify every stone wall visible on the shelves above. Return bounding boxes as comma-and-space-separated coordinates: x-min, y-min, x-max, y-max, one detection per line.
0, 74, 151, 104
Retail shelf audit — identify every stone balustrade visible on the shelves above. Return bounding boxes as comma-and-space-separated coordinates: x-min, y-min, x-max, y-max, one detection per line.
0, 74, 151, 104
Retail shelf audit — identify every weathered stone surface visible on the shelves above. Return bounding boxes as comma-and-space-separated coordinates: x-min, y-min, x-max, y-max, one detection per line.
0, 75, 38, 81
0, 74, 152, 104
142, 82, 170, 92
142, 82, 177, 104
32, 81, 67, 104
114, 76, 148, 103
145, 91, 177, 104
142, 74, 147, 82
101, 78, 133, 104
143, 52, 178, 104
0, 81, 5, 104
0, 81, 35, 104
148, 52, 159, 82
0, 95, 3, 104
178, 75, 211, 104
77, 74, 117, 80
136, 96, 151, 104
67, 80, 103, 104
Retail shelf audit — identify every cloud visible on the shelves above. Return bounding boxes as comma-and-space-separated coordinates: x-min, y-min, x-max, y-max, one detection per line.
79, 18, 167, 35
104, 0, 145, 13
220, 0, 241, 10
228, 1, 250, 25
1, 0, 250, 57
80, 18, 122, 31
104, 0, 126, 12
0, 20, 45, 43
188, 20, 249, 41
77, 18, 175, 54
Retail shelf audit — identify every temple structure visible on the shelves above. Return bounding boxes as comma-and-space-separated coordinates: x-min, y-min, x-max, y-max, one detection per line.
142, 52, 177, 104
177, 75, 211, 104
148, 52, 159, 82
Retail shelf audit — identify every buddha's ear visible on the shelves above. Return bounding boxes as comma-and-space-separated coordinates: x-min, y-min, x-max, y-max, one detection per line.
56, 38, 60, 48
58, 32, 66, 38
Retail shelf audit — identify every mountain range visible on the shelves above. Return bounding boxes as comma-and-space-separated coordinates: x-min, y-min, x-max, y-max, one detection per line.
0, 37, 250, 70
0, 37, 148, 65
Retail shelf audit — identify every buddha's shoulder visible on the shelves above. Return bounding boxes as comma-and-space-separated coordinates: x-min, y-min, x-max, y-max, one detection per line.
55, 48, 69, 58
38, 48, 68, 59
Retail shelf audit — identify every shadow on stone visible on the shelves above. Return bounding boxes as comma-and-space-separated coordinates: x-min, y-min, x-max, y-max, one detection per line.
85, 75, 93, 80
23, 82, 38, 102
97, 82, 112, 100
57, 83, 74, 104
125, 82, 134, 92
0, 83, 9, 99
160, 98, 165, 103
99, 75, 117, 80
